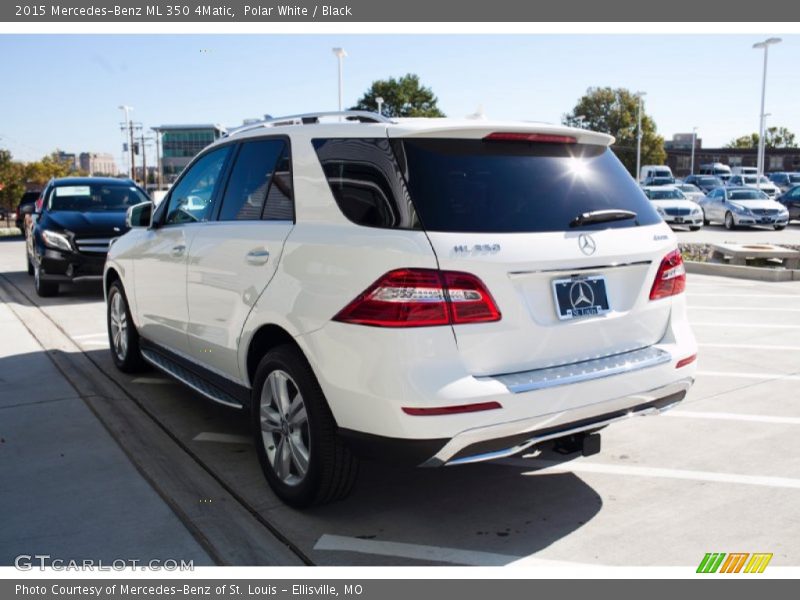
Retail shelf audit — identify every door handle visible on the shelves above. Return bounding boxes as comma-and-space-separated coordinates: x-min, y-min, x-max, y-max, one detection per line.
171, 244, 186, 257
246, 248, 270, 265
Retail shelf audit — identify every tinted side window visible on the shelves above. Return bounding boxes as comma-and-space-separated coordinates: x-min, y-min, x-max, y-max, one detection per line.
165, 146, 231, 225
218, 140, 288, 221
263, 143, 294, 221
312, 138, 420, 229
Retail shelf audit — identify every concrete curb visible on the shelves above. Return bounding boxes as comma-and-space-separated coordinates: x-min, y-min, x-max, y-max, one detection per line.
685, 260, 800, 282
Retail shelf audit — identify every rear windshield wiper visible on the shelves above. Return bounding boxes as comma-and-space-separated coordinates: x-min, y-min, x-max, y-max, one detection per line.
569, 209, 638, 228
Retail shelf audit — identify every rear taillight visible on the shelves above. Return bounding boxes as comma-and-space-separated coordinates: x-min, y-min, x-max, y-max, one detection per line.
333, 268, 501, 327
483, 132, 577, 144
649, 249, 686, 301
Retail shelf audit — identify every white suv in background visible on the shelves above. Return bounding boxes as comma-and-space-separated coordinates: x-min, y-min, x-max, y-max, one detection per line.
104, 112, 697, 507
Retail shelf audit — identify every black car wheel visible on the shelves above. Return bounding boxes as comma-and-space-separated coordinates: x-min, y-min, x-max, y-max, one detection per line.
33, 262, 58, 297
26, 253, 34, 276
107, 280, 146, 372
252, 344, 358, 507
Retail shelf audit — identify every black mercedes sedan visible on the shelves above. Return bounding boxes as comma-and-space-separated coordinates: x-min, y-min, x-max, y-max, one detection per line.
24, 177, 149, 297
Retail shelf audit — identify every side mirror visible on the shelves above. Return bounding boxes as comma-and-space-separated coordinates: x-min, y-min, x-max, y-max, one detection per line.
20, 203, 35, 215
126, 201, 154, 229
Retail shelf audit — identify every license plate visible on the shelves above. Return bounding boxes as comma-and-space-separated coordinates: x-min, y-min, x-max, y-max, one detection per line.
552, 276, 611, 321
760, 217, 772, 223
674, 217, 684, 223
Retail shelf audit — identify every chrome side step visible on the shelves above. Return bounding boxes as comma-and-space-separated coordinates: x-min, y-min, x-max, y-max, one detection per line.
141, 348, 244, 409
486, 346, 672, 394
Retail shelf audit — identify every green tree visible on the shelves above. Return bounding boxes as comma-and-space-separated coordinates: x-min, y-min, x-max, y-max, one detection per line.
726, 127, 797, 149
0, 149, 26, 212
563, 87, 666, 176
350, 74, 445, 118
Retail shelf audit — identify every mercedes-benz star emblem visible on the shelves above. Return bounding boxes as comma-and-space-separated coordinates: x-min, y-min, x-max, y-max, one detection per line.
578, 234, 597, 256
569, 280, 595, 309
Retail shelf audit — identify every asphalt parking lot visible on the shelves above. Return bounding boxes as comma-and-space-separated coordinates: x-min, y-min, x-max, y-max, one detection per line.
1, 235, 799, 568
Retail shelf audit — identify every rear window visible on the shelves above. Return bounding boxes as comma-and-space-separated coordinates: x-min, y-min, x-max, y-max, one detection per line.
790, 174, 800, 183
391, 139, 660, 233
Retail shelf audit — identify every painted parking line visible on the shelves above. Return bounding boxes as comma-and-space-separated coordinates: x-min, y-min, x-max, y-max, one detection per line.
699, 343, 800, 351
313, 534, 591, 567
71, 332, 108, 340
691, 322, 800, 329
193, 432, 252, 444
697, 370, 800, 381
496, 458, 800, 490
665, 410, 800, 426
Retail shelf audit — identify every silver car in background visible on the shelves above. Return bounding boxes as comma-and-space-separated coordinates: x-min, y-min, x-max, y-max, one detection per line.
699, 186, 789, 230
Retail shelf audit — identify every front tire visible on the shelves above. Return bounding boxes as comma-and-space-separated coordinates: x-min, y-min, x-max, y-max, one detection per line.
107, 280, 146, 372
775, 224, 786, 231
252, 344, 358, 507
26, 253, 34, 276
689, 225, 702, 231
33, 262, 58, 297
724, 211, 737, 230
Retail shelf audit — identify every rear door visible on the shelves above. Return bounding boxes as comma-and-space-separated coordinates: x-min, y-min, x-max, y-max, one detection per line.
185, 138, 294, 381
387, 131, 675, 377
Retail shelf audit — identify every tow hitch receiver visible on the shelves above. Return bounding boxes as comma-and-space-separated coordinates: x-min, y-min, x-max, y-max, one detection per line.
554, 432, 602, 457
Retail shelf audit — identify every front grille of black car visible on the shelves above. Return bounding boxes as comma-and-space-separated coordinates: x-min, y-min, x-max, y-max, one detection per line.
74, 237, 113, 254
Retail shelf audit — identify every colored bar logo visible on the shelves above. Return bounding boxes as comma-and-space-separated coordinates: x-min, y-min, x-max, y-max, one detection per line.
697, 552, 773, 573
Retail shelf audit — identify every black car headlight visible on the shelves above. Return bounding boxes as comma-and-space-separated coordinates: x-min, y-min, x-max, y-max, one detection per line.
41, 229, 73, 252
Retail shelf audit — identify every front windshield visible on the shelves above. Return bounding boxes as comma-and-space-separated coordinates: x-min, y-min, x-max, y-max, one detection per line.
790, 174, 800, 183
649, 189, 685, 200
730, 190, 768, 201
678, 184, 701, 193
758, 176, 772, 184
48, 184, 148, 212
651, 177, 674, 185
743, 176, 758, 184
700, 177, 722, 186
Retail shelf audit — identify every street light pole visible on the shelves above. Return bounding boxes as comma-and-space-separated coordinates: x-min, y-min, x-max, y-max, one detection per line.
691, 126, 698, 175
332, 47, 347, 113
118, 105, 133, 179
376, 96, 384, 116
635, 91, 646, 182
753, 37, 781, 178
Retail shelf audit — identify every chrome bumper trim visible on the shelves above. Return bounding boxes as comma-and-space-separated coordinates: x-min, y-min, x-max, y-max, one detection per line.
421, 377, 693, 468
483, 346, 672, 394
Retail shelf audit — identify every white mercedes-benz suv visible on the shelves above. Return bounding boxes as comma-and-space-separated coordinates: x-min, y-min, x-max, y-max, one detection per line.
104, 112, 697, 507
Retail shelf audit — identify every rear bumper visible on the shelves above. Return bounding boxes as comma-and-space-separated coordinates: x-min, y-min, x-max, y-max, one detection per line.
422, 377, 691, 466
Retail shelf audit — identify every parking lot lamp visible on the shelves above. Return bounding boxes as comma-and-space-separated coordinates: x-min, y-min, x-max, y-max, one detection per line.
118, 105, 134, 179
376, 96, 384, 116
635, 91, 646, 181
753, 37, 781, 178
691, 126, 698, 175
332, 48, 347, 113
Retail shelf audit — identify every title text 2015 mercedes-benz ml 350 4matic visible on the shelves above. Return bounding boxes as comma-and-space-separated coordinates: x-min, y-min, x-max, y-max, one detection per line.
104, 112, 697, 507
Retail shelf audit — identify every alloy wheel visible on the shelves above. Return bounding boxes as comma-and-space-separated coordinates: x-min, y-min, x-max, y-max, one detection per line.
109, 292, 129, 361
260, 370, 310, 486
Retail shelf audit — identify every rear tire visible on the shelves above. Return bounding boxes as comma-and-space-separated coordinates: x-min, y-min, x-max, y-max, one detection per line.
33, 262, 58, 297
107, 280, 147, 373
252, 344, 358, 507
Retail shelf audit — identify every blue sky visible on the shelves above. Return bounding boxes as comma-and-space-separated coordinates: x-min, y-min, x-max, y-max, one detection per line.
0, 34, 797, 168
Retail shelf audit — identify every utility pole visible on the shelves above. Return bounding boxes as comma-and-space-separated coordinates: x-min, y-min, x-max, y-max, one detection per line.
635, 91, 647, 181
152, 128, 163, 190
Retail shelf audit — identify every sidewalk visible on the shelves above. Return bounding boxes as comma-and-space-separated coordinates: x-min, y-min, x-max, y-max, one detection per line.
0, 301, 213, 566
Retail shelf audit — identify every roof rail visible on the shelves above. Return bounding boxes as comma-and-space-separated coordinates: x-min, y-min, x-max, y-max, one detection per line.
224, 111, 392, 137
